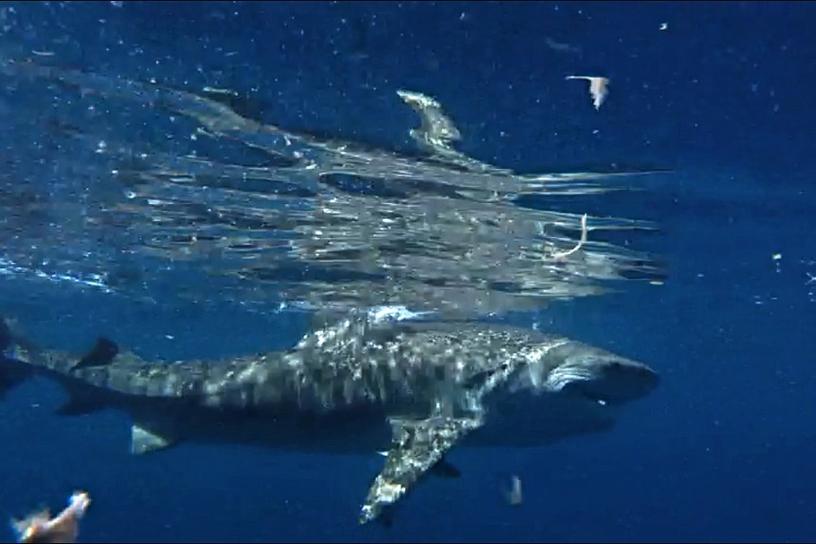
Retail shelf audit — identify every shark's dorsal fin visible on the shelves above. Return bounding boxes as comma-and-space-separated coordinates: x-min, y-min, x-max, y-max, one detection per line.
130, 422, 176, 455
359, 414, 483, 525
72, 337, 119, 371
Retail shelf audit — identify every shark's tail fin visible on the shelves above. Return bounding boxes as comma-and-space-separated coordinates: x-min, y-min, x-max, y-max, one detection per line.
0, 317, 13, 352
0, 316, 44, 398
0, 316, 44, 359
1, 317, 27, 398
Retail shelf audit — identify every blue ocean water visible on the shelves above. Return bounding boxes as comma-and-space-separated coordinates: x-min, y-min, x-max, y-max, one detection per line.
0, 1, 814, 542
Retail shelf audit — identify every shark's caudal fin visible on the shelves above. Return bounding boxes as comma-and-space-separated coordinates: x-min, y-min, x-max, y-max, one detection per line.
0, 317, 33, 398
0, 318, 12, 352
0, 317, 48, 363
0, 316, 120, 405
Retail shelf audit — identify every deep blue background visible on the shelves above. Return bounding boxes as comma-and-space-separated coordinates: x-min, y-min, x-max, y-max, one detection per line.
1, 1, 815, 542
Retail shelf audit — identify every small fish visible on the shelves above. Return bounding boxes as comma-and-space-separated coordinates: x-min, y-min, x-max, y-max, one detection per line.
566, 75, 610, 110
545, 37, 582, 55
11, 491, 91, 544
502, 474, 523, 506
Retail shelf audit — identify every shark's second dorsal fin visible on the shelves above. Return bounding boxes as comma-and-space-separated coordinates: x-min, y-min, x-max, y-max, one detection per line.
359, 414, 483, 525
72, 338, 119, 371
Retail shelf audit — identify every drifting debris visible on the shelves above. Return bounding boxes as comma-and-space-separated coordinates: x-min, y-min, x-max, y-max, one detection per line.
772, 253, 782, 274
566, 75, 610, 110
11, 491, 91, 543
552, 213, 588, 260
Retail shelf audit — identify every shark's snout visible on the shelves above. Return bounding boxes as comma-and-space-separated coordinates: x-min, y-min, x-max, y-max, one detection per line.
573, 357, 659, 404
542, 343, 659, 405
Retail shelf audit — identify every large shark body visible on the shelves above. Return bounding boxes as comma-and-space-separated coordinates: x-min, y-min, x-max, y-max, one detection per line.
0, 313, 658, 524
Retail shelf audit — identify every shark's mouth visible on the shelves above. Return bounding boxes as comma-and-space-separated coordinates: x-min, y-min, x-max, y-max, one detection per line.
545, 362, 657, 405
544, 364, 613, 404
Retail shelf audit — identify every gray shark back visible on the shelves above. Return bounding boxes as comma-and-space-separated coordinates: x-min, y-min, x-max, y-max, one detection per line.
3, 315, 542, 412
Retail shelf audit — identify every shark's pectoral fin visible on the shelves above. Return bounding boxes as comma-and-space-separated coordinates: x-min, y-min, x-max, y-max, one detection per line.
72, 337, 119, 371
130, 422, 177, 455
359, 414, 483, 525
430, 456, 462, 479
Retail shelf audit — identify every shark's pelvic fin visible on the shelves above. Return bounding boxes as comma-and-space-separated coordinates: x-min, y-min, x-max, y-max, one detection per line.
130, 422, 176, 455
359, 414, 483, 525
55, 392, 106, 416
73, 338, 119, 371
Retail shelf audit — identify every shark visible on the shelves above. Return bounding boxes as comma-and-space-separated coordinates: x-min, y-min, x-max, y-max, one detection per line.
0, 312, 658, 525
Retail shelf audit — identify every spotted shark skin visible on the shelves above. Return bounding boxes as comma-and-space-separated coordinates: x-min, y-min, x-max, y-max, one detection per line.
0, 312, 658, 524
